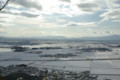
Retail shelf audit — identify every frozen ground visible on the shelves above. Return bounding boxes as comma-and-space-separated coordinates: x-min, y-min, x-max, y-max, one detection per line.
0, 40, 120, 80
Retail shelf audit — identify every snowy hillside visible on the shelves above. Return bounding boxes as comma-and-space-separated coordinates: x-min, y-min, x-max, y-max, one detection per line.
0, 40, 120, 80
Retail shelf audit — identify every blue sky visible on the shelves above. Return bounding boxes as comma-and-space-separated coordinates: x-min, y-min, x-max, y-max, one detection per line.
0, 0, 120, 38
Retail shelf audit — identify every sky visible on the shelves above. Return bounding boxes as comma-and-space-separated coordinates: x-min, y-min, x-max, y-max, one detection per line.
0, 0, 120, 38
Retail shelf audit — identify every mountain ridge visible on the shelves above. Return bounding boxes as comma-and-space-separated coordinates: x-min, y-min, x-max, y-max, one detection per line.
0, 35, 120, 40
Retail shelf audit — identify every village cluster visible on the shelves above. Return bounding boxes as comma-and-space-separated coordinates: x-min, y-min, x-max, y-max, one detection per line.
0, 64, 98, 80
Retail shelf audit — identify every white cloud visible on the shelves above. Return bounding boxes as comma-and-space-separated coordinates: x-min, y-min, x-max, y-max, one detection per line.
5, 0, 102, 17
0, 28, 5, 32
1, 10, 39, 18
105, 0, 120, 9
2, 28, 43, 37
100, 9, 120, 21
60, 0, 71, 3
66, 22, 96, 27
112, 20, 120, 22
77, 2, 100, 13
56, 19, 68, 23
12, 0, 42, 10
99, 0, 120, 22
0, 13, 14, 27
0, 0, 120, 38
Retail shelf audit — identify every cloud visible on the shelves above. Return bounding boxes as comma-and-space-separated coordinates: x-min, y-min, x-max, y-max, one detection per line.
20, 12, 39, 17
1, 10, 39, 18
12, 0, 42, 10
0, 28, 7, 36
60, 0, 71, 3
112, 20, 120, 22
0, 14, 13, 27
67, 23, 78, 27
56, 19, 68, 23
0, 28, 43, 37
0, 21, 6, 23
100, 9, 120, 21
105, 0, 120, 9
0, 0, 119, 38
106, 31, 110, 34
77, 2, 100, 13
66, 22, 96, 27
99, 0, 120, 22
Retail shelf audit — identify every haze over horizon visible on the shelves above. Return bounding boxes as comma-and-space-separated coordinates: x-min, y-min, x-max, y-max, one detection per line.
0, 0, 120, 38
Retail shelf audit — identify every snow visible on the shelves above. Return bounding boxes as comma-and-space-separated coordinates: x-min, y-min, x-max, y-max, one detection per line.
0, 41, 120, 80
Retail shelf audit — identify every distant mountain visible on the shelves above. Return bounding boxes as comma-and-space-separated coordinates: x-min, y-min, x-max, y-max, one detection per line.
0, 35, 120, 41
39, 35, 120, 40
0, 36, 68, 41
76, 35, 120, 40
37, 36, 67, 39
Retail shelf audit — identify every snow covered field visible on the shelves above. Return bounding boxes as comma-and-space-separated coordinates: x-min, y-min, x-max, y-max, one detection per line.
0, 40, 120, 80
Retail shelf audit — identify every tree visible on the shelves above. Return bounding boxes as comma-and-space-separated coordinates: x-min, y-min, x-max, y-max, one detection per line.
0, 0, 10, 11
11, 46, 29, 52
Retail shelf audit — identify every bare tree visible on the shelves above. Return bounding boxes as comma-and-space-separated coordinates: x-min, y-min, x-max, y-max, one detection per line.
0, 0, 10, 11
